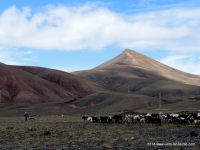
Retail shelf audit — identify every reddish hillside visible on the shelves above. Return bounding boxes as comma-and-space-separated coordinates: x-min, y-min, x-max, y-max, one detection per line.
1, 49, 200, 113
0, 63, 107, 105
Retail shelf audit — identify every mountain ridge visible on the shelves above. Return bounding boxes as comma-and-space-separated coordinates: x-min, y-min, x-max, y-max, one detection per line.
1, 49, 200, 114
72, 49, 200, 111
0, 63, 110, 106
91, 49, 200, 86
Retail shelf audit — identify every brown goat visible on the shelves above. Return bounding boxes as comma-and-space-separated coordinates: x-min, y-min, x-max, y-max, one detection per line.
29, 118, 35, 121
44, 130, 52, 135
6, 126, 14, 129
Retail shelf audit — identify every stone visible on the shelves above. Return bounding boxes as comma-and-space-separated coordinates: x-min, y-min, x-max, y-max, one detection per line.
102, 143, 113, 149
28, 127, 36, 131
190, 131, 198, 137
131, 137, 135, 140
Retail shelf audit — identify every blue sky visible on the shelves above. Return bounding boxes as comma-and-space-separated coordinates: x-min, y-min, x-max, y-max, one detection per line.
0, 0, 200, 74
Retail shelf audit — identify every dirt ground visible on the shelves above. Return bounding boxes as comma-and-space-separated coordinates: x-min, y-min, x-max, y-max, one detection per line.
0, 115, 199, 149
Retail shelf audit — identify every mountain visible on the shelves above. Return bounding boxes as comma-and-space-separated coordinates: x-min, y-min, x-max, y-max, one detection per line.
0, 63, 108, 106
95, 49, 200, 85
1, 49, 200, 115
72, 49, 200, 104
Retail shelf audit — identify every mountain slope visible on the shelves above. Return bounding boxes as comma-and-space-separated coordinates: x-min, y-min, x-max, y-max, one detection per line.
72, 49, 200, 103
94, 49, 200, 85
0, 63, 108, 105
0, 63, 69, 105
0, 62, 154, 113
15, 66, 108, 96
1, 49, 200, 114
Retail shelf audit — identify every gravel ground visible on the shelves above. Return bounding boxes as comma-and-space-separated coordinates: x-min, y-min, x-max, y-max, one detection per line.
0, 116, 199, 150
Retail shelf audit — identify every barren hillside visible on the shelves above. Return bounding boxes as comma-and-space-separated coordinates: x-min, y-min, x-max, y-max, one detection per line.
1, 49, 200, 113
72, 49, 200, 105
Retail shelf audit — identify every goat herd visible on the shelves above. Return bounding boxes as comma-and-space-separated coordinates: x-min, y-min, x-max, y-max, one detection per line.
82, 112, 200, 126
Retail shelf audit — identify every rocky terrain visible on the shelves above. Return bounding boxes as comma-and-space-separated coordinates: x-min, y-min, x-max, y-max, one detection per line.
0, 116, 199, 149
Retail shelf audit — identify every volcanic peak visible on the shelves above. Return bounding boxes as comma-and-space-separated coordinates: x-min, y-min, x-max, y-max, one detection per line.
122, 49, 155, 61
94, 49, 162, 70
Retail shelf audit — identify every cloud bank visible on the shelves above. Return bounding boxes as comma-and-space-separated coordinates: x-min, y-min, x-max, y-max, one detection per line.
0, 3, 200, 52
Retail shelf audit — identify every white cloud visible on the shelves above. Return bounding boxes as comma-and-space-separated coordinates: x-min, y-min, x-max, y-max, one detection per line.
160, 55, 200, 75
128, 0, 200, 12
0, 3, 200, 52
50, 66, 86, 72
0, 46, 38, 65
0, 48, 24, 65
23, 56, 38, 62
24, 51, 34, 54
160, 55, 189, 63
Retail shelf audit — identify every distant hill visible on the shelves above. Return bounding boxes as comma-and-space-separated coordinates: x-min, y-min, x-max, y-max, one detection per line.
74, 49, 200, 86
0, 63, 107, 106
0, 49, 200, 115
72, 49, 200, 110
